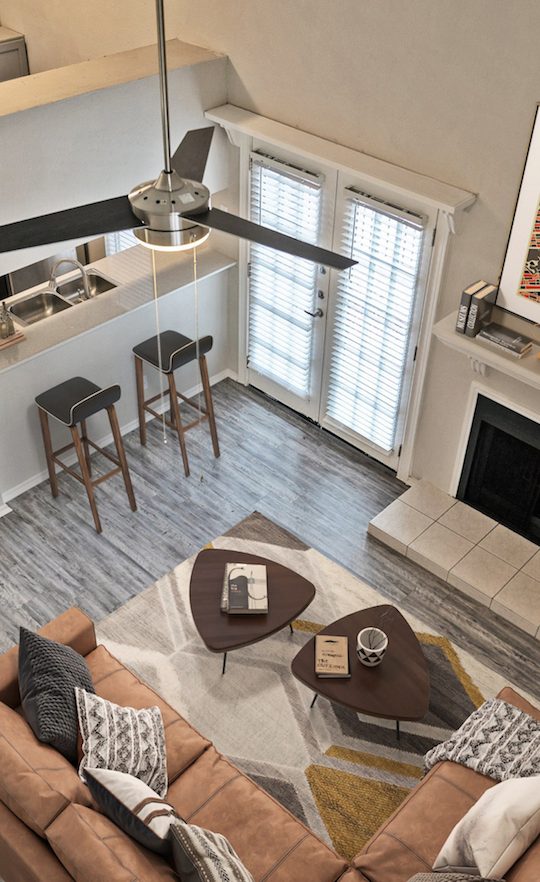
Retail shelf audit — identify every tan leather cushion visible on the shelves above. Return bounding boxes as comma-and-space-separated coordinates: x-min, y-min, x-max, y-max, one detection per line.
46, 804, 177, 881
0, 702, 93, 838
167, 746, 348, 882
86, 644, 211, 782
0, 607, 96, 709
354, 761, 495, 882
0, 799, 72, 882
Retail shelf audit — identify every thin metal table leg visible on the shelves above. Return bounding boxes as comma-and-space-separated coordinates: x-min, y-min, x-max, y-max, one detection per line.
396, 720, 400, 740
222, 652, 227, 675
310, 693, 318, 709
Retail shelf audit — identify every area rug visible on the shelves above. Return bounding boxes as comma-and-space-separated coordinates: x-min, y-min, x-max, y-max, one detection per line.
97, 512, 532, 861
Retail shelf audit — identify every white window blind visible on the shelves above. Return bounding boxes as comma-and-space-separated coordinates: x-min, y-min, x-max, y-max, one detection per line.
248, 153, 323, 397
104, 229, 138, 256
326, 190, 425, 453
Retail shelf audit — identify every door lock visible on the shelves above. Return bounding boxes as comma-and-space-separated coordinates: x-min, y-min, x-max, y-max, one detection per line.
304, 308, 324, 318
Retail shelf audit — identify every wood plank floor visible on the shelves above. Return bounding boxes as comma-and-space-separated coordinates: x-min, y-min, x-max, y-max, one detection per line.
1, 379, 538, 698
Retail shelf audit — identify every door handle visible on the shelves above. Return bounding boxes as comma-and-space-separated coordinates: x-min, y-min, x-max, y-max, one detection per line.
304, 308, 324, 318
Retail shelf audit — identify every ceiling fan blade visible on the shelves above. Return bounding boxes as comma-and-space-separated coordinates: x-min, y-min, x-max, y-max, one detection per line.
185, 207, 356, 270
171, 127, 215, 182
0, 196, 144, 254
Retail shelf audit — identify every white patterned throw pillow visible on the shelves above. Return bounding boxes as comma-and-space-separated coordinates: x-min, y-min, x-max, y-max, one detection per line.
170, 820, 254, 882
75, 688, 167, 797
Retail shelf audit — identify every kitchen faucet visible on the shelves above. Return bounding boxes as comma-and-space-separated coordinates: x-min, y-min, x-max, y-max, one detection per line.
49, 259, 91, 300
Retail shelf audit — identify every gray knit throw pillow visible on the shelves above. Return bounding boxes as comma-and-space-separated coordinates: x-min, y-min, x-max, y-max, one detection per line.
18, 626, 95, 763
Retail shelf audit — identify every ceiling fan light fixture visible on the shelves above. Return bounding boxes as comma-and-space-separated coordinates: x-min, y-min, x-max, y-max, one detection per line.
134, 224, 210, 252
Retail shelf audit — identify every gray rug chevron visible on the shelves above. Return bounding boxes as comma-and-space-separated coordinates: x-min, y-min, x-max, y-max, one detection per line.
97, 513, 531, 861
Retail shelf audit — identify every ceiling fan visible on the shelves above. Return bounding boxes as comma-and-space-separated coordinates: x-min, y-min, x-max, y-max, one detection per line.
0, 1, 355, 271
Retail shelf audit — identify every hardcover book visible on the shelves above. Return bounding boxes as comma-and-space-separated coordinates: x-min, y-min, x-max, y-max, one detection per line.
455, 280, 487, 334
220, 563, 268, 614
315, 635, 350, 678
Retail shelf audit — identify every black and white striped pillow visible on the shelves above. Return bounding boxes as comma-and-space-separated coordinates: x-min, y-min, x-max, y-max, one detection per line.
85, 768, 178, 855
75, 688, 167, 797
171, 821, 254, 882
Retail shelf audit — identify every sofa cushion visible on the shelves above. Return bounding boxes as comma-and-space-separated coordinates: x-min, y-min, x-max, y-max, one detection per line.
19, 627, 95, 763
170, 820, 254, 881
46, 803, 178, 882
353, 761, 495, 882
85, 768, 178, 856
0, 608, 96, 710
0, 702, 93, 838
76, 688, 168, 796
167, 746, 348, 882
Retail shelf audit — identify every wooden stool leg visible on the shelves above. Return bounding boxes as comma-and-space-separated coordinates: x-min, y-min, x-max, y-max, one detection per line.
71, 426, 102, 533
107, 405, 137, 512
168, 372, 190, 477
199, 355, 220, 458
80, 419, 92, 477
134, 356, 147, 446
38, 408, 59, 498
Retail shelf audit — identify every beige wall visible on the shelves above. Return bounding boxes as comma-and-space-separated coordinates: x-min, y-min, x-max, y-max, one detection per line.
2, 0, 540, 486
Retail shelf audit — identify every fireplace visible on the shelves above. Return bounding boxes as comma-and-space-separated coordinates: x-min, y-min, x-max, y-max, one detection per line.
457, 395, 540, 542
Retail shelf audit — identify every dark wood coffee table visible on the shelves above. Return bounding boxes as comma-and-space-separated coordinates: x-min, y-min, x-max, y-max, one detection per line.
291, 604, 429, 738
190, 549, 316, 673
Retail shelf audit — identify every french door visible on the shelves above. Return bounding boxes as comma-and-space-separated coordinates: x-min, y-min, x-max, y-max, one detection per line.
246, 149, 435, 470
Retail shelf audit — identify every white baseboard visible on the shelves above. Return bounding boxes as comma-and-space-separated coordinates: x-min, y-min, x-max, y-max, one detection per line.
1, 367, 237, 508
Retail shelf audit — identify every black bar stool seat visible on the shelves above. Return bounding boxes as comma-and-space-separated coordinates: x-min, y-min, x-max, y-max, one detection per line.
133, 329, 220, 477
133, 331, 213, 374
35, 376, 136, 534
35, 377, 121, 426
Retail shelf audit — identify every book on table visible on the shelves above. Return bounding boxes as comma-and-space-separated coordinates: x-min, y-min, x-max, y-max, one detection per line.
220, 563, 268, 614
315, 635, 350, 678
455, 280, 486, 334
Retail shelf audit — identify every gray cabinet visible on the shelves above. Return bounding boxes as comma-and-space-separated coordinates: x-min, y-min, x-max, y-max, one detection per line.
0, 27, 29, 82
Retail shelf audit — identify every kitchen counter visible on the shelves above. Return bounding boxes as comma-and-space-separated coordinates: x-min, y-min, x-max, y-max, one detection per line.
0, 243, 237, 512
0, 243, 235, 373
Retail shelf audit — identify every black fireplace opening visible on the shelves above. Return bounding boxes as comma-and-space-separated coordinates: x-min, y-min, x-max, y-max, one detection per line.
457, 395, 540, 543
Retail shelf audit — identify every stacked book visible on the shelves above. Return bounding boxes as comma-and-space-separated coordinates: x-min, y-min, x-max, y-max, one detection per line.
315, 635, 350, 678
455, 280, 498, 337
220, 563, 268, 614
476, 323, 533, 359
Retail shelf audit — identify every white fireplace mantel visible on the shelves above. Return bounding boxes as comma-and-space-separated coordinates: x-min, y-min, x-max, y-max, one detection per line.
433, 311, 540, 391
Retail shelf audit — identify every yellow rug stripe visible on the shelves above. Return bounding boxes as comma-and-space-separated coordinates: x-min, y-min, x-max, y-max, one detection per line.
326, 745, 423, 780
417, 632, 485, 708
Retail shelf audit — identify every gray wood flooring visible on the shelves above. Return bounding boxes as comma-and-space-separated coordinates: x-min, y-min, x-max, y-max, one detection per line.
1, 379, 538, 698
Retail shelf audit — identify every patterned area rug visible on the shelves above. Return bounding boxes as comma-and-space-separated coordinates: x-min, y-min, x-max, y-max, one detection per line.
97, 513, 531, 861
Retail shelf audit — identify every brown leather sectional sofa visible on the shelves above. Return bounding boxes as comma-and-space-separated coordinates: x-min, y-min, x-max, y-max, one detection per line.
0, 607, 538, 882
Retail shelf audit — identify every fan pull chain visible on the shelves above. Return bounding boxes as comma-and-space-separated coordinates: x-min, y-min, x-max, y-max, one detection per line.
151, 248, 168, 444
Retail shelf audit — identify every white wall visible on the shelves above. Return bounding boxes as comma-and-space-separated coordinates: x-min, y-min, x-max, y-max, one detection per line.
2, 0, 540, 486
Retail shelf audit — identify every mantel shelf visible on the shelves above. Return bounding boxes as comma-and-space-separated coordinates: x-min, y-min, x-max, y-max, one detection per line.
433, 311, 540, 391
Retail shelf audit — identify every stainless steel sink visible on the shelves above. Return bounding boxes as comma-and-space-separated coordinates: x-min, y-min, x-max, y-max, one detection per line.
8, 289, 72, 326
56, 271, 116, 303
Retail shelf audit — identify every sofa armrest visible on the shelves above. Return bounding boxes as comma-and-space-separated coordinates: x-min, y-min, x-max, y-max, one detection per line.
0, 607, 96, 708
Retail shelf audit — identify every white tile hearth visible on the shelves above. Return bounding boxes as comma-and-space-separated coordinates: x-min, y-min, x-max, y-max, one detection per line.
479, 524, 538, 569
367, 499, 432, 554
368, 480, 540, 639
400, 479, 455, 520
409, 522, 474, 580
448, 546, 516, 606
491, 571, 540, 637
438, 501, 497, 544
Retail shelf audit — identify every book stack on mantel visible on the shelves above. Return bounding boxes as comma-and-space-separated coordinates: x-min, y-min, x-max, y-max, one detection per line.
455, 280, 498, 336
477, 322, 534, 359
315, 635, 350, 678
220, 563, 268, 614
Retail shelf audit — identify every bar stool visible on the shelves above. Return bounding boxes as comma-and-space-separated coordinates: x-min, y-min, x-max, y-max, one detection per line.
35, 376, 137, 534
132, 330, 220, 477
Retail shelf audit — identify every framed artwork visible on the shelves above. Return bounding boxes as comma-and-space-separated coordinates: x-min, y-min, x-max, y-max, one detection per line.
498, 104, 540, 322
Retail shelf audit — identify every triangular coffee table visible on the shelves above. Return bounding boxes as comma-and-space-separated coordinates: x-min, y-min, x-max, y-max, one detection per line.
190, 548, 316, 673
291, 604, 430, 738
